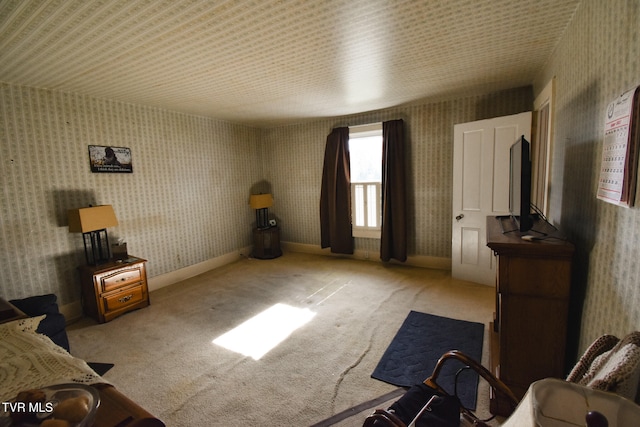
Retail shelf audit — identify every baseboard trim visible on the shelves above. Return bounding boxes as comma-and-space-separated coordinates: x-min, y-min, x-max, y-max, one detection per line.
61, 246, 252, 323
60, 300, 83, 323
61, 243, 448, 322
281, 241, 451, 270
146, 248, 250, 292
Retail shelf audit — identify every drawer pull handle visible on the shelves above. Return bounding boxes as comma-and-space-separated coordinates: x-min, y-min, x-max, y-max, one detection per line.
118, 295, 133, 303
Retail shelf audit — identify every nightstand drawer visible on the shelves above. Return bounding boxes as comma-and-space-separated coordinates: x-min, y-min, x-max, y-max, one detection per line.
100, 267, 143, 293
103, 284, 146, 312
79, 256, 150, 323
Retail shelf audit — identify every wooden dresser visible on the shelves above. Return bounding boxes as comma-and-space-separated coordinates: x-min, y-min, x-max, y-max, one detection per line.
486, 216, 574, 416
79, 257, 150, 323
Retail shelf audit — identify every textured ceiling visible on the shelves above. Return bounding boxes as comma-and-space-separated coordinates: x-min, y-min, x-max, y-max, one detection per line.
0, 0, 581, 127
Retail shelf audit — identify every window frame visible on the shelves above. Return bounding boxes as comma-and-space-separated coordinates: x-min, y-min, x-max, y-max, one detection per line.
532, 78, 555, 216
349, 123, 382, 239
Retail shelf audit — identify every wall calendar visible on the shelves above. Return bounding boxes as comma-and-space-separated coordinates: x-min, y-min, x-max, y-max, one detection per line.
597, 86, 640, 207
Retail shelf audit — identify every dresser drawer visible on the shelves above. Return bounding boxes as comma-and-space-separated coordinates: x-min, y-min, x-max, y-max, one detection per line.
102, 284, 146, 313
99, 266, 144, 293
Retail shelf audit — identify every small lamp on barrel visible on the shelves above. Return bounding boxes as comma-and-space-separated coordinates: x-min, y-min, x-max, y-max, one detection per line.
250, 194, 273, 229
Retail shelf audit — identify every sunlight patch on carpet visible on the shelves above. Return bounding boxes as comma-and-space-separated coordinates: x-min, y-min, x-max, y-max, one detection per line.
212, 303, 316, 360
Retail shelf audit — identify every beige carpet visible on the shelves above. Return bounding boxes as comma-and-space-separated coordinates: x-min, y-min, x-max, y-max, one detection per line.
67, 252, 498, 426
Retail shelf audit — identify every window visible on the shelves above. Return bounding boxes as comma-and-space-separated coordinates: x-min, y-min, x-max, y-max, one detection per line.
349, 123, 382, 238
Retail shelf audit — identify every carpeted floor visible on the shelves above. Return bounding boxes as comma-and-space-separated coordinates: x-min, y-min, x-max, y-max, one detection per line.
67, 251, 497, 426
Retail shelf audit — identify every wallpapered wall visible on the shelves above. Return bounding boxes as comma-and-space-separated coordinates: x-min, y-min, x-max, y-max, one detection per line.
533, 0, 640, 356
261, 89, 531, 257
1, 0, 636, 371
0, 82, 530, 308
0, 84, 262, 305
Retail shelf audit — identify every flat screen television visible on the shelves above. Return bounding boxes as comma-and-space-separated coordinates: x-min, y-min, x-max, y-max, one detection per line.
509, 135, 533, 232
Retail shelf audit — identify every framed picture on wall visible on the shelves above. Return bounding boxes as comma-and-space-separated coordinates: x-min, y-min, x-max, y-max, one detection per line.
88, 145, 133, 173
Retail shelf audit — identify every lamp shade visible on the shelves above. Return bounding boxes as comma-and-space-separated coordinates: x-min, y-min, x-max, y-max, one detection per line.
250, 194, 273, 209
68, 205, 119, 233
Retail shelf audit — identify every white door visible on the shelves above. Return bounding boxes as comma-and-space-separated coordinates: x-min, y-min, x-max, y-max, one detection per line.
452, 112, 532, 285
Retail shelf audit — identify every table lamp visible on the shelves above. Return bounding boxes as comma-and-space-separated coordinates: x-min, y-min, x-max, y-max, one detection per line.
250, 193, 273, 229
68, 205, 119, 265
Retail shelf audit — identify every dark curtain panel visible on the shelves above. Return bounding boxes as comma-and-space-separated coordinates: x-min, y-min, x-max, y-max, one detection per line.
320, 127, 354, 254
381, 119, 407, 262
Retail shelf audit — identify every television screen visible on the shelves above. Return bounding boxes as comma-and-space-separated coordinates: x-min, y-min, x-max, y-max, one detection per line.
509, 136, 533, 232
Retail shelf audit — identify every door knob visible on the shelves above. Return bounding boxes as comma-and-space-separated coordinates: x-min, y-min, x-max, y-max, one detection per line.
455, 214, 464, 222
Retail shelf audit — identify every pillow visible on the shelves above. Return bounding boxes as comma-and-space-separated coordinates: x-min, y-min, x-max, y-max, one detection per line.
580, 332, 640, 401
567, 334, 619, 383
10, 294, 60, 316
0, 314, 46, 334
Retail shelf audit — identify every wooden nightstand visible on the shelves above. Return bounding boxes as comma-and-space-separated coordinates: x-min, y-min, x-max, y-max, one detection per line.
78, 257, 150, 323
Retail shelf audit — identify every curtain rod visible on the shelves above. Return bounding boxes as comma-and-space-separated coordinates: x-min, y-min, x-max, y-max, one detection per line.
348, 122, 382, 129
